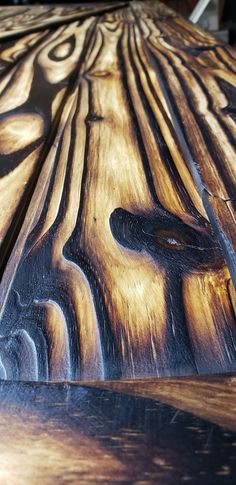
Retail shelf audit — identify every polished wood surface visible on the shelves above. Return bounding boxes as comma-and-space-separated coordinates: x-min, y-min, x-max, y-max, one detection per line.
0, 2, 235, 482
0, 2, 235, 382
0, 377, 235, 483
89, 373, 236, 431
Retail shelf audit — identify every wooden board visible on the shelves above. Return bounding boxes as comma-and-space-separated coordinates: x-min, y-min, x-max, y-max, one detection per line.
0, 3, 235, 382
131, 3, 236, 285
0, 3, 127, 40
0, 3, 236, 481
89, 373, 236, 431
0, 377, 235, 483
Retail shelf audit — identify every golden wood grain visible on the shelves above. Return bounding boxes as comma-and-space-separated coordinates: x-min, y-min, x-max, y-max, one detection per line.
0, 5, 235, 382
0, 30, 49, 76
131, 1, 236, 285
0, 3, 127, 41
0, 17, 96, 272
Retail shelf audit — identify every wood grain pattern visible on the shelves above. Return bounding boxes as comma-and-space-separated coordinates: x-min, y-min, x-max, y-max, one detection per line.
132, 2, 236, 284
0, 3, 127, 41
0, 378, 235, 484
0, 17, 97, 276
0, 30, 49, 77
0, 5, 235, 382
1, 3, 236, 481
132, 0, 178, 19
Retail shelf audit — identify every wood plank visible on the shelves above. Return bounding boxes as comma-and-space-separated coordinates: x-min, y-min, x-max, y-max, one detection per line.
135, 12, 236, 200
0, 17, 96, 276
0, 379, 235, 483
0, 8, 235, 382
88, 373, 236, 431
132, 2, 236, 285
0, 3, 127, 41
0, 4, 236, 481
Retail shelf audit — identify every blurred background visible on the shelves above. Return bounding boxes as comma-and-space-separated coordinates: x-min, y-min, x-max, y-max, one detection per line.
1, 0, 236, 45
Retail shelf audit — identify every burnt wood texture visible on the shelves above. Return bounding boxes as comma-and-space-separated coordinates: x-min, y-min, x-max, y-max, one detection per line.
0, 377, 235, 484
0, 1, 235, 383
0, 3, 127, 41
